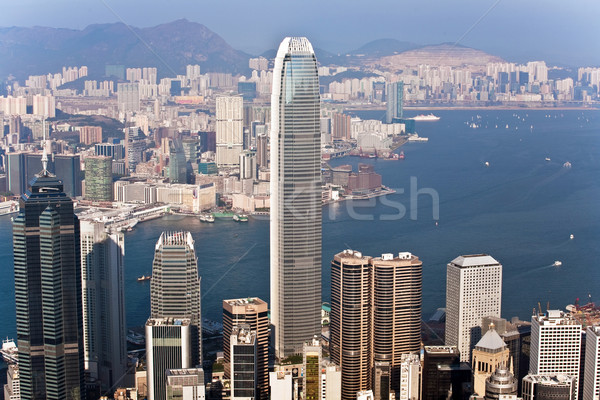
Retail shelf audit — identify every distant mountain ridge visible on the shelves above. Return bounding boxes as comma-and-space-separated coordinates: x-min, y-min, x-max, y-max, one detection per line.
0, 20, 505, 81
0, 19, 251, 80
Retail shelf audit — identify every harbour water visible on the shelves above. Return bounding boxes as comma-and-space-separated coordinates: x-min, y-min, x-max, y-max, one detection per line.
0, 109, 599, 339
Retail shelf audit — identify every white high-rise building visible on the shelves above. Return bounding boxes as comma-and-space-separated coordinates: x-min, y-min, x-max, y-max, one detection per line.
530, 310, 582, 400
399, 353, 421, 400
445, 254, 502, 362
584, 325, 600, 400
270, 37, 322, 358
216, 95, 244, 168
80, 220, 127, 391
117, 83, 140, 112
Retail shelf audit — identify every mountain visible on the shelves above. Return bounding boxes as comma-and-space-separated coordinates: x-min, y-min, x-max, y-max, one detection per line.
0, 19, 251, 80
368, 43, 505, 71
347, 38, 420, 58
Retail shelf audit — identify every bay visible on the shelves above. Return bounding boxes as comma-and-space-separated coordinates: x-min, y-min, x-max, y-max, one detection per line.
1, 109, 599, 340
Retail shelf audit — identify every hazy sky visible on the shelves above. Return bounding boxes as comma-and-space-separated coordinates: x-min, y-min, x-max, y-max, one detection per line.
3, 0, 599, 66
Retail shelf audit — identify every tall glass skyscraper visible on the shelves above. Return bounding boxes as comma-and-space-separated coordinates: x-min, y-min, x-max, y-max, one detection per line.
13, 169, 85, 399
386, 81, 404, 123
150, 232, 202, 366
270, 37, 322, 358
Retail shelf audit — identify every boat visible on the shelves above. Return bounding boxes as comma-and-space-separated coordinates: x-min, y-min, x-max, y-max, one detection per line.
233, 214, 249, 222
199, 213, 215, 223
485, 161, 490, 167
137, 275, 151, 282
399, 151, 405, 160
563, 161, 572, 168
553, 261, 562, 267
570, 234, 574, 240
0, 338, 18, 364
412, 114, 440, 121
127, 330, 145, 346
545, 157, 551, 162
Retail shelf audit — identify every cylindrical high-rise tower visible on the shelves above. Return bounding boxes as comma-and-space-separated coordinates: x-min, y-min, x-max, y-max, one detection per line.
270, 36, 321, 358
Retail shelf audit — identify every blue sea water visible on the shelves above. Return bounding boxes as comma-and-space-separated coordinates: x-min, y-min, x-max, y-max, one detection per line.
0, 109, 598, 340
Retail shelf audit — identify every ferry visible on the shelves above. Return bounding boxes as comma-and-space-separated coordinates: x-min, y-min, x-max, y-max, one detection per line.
412, 114, 440, 121
137, 275, 151, 282
199, 214, 215, 223
1, 338, 18, 364
233, 214, 249, 222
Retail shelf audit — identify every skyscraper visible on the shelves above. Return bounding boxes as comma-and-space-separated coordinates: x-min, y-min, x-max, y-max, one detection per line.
84, 156, 113, 201
230, 325, 257, 400
12, 166, 85, 399
330, 250, 423, 399
583, 325, 600, 400
270, 36, 322, 359
80, 220, 127, 391
216, 95, 244, 168
386, 82, 404, 123
303, 338, 322, 400
330, 250, 372, 399
223, 298, 269, 399
530, 310, 582, 400
150, 231, 202, 366
446, 254, 502, 362
146, 318, 193, 400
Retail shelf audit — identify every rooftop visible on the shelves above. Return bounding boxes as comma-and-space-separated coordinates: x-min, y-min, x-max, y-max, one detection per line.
450, 254, 500, 268
475, 328, 507, 352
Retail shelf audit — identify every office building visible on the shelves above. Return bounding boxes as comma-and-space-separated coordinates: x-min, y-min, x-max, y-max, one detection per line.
3, 364, 20, 400
216, 95, 244, 167
530, 310, 582, 399
12, 165, 85, 399
584, 325, 600, 400
386, 82, 404, 123
522, 375, 576, 400
7, 152, 27, 195
322, 364, 342, 400
84, 156, 113, 201
372, 252, 423, 387
118, 83, 140, 113
484, 366, 518, 400
270, 36, 322, 358
357, 390, 375, 400
124, 127, 145, 174
303, 338, 321, 400
422, 346, 472, 400
223, 297, 269, 399
150, 231, 202, 367
330, 250, 372, 399
95, 142, 124, 160
231, 325, 257, 400
146, 318, 193, 400
169, 139, 187, 183
256, 134, 268, 168
472, 327, 511, 396
446, 254, 503, 362
80, 220, 127, 390
373, 362, 391, 400
54, 154, 82, 198
166, 368, 205, 400
78, 126, 103, 145
239, 150, 257, 180
399, 354, 421, 400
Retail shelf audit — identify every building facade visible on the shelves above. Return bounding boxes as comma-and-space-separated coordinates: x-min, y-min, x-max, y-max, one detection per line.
216, 95, 244, 168
530, 311, 582, 400
79, 220, 127, 391
522, 375, 576, 400
270, 37, 322, 358
223, 298, 269, 399
166, 368, 206, 400
150, 231, 202, 366
583, 325, 600, 400
386, 81, 404, 123
446, 254, 503, 362
230, 325, 257, 400
146, 318, 192, 400
84, 156, 113, 201
12, 170, 85, 399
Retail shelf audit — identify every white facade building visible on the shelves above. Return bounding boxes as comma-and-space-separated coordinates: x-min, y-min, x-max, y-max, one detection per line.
584, 325, 600, 400
399, 353, 421, 400
529, 310, 582, 400
445, 254, 502, 362
216, 95, 244, 168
